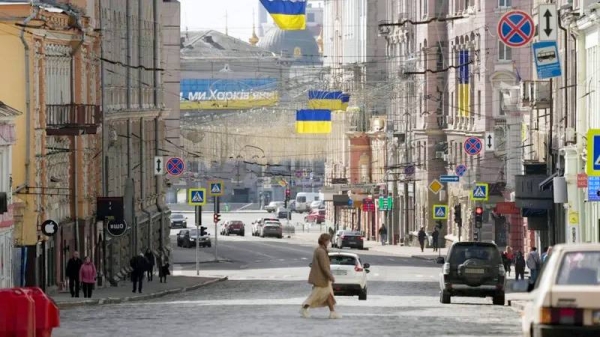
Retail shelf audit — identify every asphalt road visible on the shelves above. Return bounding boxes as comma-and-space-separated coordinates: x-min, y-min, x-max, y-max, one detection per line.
54, 211, 523, 337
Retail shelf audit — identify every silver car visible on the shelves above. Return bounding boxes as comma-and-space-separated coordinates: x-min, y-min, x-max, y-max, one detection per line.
260, 221, 283, 238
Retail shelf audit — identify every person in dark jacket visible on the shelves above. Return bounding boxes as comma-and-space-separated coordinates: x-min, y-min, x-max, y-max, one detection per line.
130, 253, 148, 293
66, 251, 83, 297
514, 250, 526, 280
418, 227, 427, 252
158, 255, 171, 283
431, 228, 440, 252
144, 249, 155, 282
378, 225, 387, 246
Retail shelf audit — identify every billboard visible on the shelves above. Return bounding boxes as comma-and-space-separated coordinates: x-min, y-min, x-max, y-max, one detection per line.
180, 78, 278, 110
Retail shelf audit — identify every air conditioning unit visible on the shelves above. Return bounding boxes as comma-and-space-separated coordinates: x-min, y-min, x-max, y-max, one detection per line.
435, 151, 445, 159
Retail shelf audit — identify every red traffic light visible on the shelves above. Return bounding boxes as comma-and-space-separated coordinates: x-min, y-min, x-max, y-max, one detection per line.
475, 207, 483, 215
213, 213, 220, 223
285, 189, 291, 196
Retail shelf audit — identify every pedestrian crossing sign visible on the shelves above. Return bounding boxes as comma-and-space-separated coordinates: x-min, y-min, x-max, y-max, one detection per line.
432, 205, 448, 220
188, 188, 207, 206
208, 180, 224, 197
586, 129, 600, 176
471, 183, 489, 201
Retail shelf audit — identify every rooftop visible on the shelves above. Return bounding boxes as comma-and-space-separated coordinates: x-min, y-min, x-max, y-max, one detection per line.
180, 30, 277, 59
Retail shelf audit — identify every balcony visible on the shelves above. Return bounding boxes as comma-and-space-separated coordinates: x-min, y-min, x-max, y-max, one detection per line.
45, 104, 101, 136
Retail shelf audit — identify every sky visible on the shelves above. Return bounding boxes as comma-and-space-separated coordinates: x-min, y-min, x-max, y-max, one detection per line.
180, 0, 259, 41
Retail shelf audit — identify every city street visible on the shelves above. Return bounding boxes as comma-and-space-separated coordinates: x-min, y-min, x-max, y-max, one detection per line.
53, 211, 523, 337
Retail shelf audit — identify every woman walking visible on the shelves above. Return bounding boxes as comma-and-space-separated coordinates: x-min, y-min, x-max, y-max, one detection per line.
300, 233, 341, 319
79, 256, 97, 298
502, 246, 514, 276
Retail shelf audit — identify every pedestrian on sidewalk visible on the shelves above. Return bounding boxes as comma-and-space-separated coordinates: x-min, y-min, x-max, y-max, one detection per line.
418, 227, 427, 252
431, 227, 439, 252
541, 246, 553, 264
145, 249, 155, 282
378, 224, 387, 246
66, 251, 83, 298
130, 253, 149, 294
502, 246, 514, 276
79, 256, 97, 298
514, 250, 526, 280
159, 255, 171, 283
526, 247, 541, 288
300, 233, 341, 320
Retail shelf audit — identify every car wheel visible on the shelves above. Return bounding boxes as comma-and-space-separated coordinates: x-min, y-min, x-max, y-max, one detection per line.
493, 292, 505, 306
278, 235, 283, 239
440, 290, 451, 304
358, 288, 367, 301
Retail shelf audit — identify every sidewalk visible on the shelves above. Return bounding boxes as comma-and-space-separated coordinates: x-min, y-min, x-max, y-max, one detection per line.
51, 276, 227, 309
288, 231, 447, 260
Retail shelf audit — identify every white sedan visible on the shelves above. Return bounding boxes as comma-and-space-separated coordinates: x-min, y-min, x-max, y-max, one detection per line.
521, 243, 600, 337
329, 252, 370, 300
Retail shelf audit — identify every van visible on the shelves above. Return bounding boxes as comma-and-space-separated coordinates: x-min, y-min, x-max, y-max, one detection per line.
295, 192, 320, 213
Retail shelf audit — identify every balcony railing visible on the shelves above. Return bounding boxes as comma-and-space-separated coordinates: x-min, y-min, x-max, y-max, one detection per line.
46, 104, 101, 136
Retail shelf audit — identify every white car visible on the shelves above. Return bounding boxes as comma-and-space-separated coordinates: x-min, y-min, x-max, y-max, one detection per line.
521, 244, 600, 337
329, 252, 370, 300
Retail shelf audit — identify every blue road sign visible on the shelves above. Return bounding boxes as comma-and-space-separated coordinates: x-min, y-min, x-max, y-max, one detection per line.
166, 157, 185, 176
455, 164, 467, 177
208, 180, 224, 197
188, 188, 207, 206
440, 175, 459, 183
471, 183, 489, 201
464, 137, 483, 156
432, 205, 448, 220
586, 129, 600, 176
532, 41, 562, 79
588, 177, 600, 202
497, 10, 534, 48
348, 198, 354, 207
404, 165, 415, 175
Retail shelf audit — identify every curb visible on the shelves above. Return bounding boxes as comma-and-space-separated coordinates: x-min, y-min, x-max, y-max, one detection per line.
410, 255, 439, 261
55, 277, 228, 309
507, 299, 528, 313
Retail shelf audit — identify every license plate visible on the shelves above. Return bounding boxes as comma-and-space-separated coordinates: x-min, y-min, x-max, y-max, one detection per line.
466, 268, 484, 274
593, 310, 600, 325
333, 270, 347, 275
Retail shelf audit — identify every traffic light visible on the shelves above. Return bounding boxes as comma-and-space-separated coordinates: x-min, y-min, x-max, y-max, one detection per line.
200, 226, 207, 236
475, 207, 483, 228
213, 213, 221, 223
285, 188, 291, 208
473, 230, 479, 241
454, 204, 462, 226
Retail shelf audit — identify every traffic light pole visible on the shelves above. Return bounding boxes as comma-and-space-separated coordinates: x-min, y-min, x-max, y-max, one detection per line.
195, 205, 202, 276
214, 197, 220, 262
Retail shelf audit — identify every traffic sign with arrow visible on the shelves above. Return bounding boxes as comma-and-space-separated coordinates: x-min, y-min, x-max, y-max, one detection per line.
485, 132, 495, 152
538, 4, 557, 41
154, 156, 163, 176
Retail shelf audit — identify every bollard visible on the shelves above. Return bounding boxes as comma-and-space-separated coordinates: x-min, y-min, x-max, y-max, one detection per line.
0, 288, 35, 337
26, 287, 60, 337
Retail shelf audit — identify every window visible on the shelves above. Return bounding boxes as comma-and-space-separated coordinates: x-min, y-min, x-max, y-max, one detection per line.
498, 41, 512, 61
556, 252, 600, 285
423, 0, 428, 17
307, 13, 315, 22
498, 0, 511, 7
477, 91, 481, 119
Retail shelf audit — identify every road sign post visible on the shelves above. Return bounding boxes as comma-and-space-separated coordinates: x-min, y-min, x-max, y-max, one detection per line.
433, 205, 448, 220
538, 4, 557, 41
213, 196, 220, 261
497, 10, 534, 48
195, 205, 202, 276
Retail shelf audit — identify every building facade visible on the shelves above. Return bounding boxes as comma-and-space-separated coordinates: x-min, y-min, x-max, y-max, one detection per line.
0, 102, 20, 288
99, 0, 171, 285
0, 1, 102, 289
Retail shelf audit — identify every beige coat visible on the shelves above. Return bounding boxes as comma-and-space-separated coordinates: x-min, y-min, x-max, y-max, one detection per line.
308, 245, 334, 287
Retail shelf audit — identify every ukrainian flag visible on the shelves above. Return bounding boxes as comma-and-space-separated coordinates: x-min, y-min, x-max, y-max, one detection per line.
458, 50, 470, 117
296, 109, 332, 134
340, 94, 350, 110
308, 90, 343, 110
260, 0, 307, 31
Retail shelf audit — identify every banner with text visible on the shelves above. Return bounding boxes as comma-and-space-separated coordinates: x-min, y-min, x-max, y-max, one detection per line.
180, 78, 279, 110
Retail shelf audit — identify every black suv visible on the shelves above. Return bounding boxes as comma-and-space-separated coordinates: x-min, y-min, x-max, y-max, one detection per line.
438, 241, 506, 305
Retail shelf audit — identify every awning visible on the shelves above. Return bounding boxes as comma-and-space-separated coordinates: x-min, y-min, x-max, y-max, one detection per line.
539, 172, 559, 191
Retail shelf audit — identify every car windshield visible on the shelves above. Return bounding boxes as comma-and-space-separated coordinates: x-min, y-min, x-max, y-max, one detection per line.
172, 215, 184, 220
329, 255, 357, 266
297, 196, 306, 202
342, 231, 361, 236
449, 244, 500, 264
555, 251, 600, 286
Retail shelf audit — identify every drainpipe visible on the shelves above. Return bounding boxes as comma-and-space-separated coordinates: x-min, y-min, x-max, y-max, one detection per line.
140, 118, 152, 251
70, 12, 85, 254
153, 0, 165, 257
19, 6, 39, 243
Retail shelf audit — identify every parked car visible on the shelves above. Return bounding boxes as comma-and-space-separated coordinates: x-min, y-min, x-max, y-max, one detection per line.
331, 230, 345, 248
170, 214, 187, 228
276, 207, 291, 219
334, 231, 364, 250
265, 201, 284, 213
252, 218, 280, 236
438, 241, 505, 305
176, 229, 211, 248
288, 200, 297, 213
225, 220, 245, 236
305, 209, 325, 224
309, 200, 323, 211
310, 252, 369, 300
521, 244, 600, 337
260, 221, 283, 238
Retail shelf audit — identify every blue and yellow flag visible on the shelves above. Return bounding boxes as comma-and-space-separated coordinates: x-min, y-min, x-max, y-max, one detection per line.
260, 0, 307, 31
296, 109, 331, 134
458, 50, 470, 117
308, 90, 343, 110
340, 94, 350, 110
